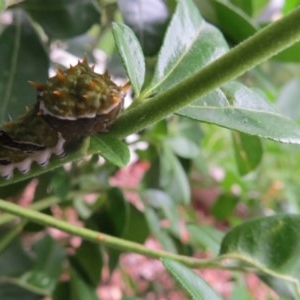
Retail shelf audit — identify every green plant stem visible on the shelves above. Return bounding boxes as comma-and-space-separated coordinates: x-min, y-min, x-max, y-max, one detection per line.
221, 254, 300, 297
0, 198, 221, 268
110, 6, 300, 138
0, 196, 59, 225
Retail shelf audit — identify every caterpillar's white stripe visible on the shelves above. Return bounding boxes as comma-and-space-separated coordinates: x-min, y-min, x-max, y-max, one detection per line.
39, 98, 122, 120
0, 134, 65, 179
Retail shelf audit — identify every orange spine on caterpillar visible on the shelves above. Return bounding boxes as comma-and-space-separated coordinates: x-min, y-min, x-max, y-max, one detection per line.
0, 57, 129, 179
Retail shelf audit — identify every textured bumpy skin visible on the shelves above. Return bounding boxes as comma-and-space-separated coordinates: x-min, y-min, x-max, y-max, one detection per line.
0, 57, 128, 179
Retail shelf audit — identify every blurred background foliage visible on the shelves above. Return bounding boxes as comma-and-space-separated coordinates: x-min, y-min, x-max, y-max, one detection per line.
0, 0, 300, 299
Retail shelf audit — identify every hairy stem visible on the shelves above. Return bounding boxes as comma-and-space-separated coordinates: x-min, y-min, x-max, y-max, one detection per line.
110, 6, 300, 138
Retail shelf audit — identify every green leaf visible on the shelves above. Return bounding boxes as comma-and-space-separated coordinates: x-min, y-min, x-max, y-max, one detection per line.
173, 118, 204, 146
0, 235, 64, 296
193, 0, 218, 24
0, 284, 40, 300
0, 234, 33, 276
89, 135, 130, 167
230, 279, 252, 300
274, 2, 300, 62
118, 0, 170, 56
87, 188, 129, 237
160, 146, 191, 204
106, 188, 149, 243
214, 0, 257, 42
220, 170, 247, 194
275, 41, 300, 62
166, 136, 200, 159
251, 0, 270, 18
0, 0, 6, 12
20, 235, 65, 293
282, 0, 300, 15
53, 281, 71, 300
219, 214, 300, 298
112, 23, 145, 95
107, 248, 121, 274
211, 194, 239, 220
50, 170, 72, 198
144, 207, 177, 253
88, 188, 149, 243
70, 241, 102, 287
142, 0, 228, 97
162, 259, 223, 300
32, 235, 65, 279
142, 189, 181, 234
106, 187, 129, 238
121, 203, 149, 243
187, 224, 224, 255
220, 214, 300, 275
0, 180, 30, 202
20, 0, 100, 39
178, 81, 300, 144
70, 268, 98, 300
229, 0, 252, 16
276, 79, 300, 120
232, 132, 263, 175
0, 11, 48, 124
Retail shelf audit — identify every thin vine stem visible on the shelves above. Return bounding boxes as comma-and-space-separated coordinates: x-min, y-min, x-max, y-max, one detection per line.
0, 198, 220, 269
0, 195, 59, 225
220, 254, 300, 298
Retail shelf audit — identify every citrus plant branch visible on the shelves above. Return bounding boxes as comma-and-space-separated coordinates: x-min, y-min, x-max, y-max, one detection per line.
110, 6, 300, 138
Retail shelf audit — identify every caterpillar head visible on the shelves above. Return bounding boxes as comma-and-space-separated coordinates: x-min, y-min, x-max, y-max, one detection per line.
30, 57, 129, 141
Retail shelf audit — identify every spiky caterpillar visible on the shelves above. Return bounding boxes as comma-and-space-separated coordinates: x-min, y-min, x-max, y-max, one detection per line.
0, 58, 128, 179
